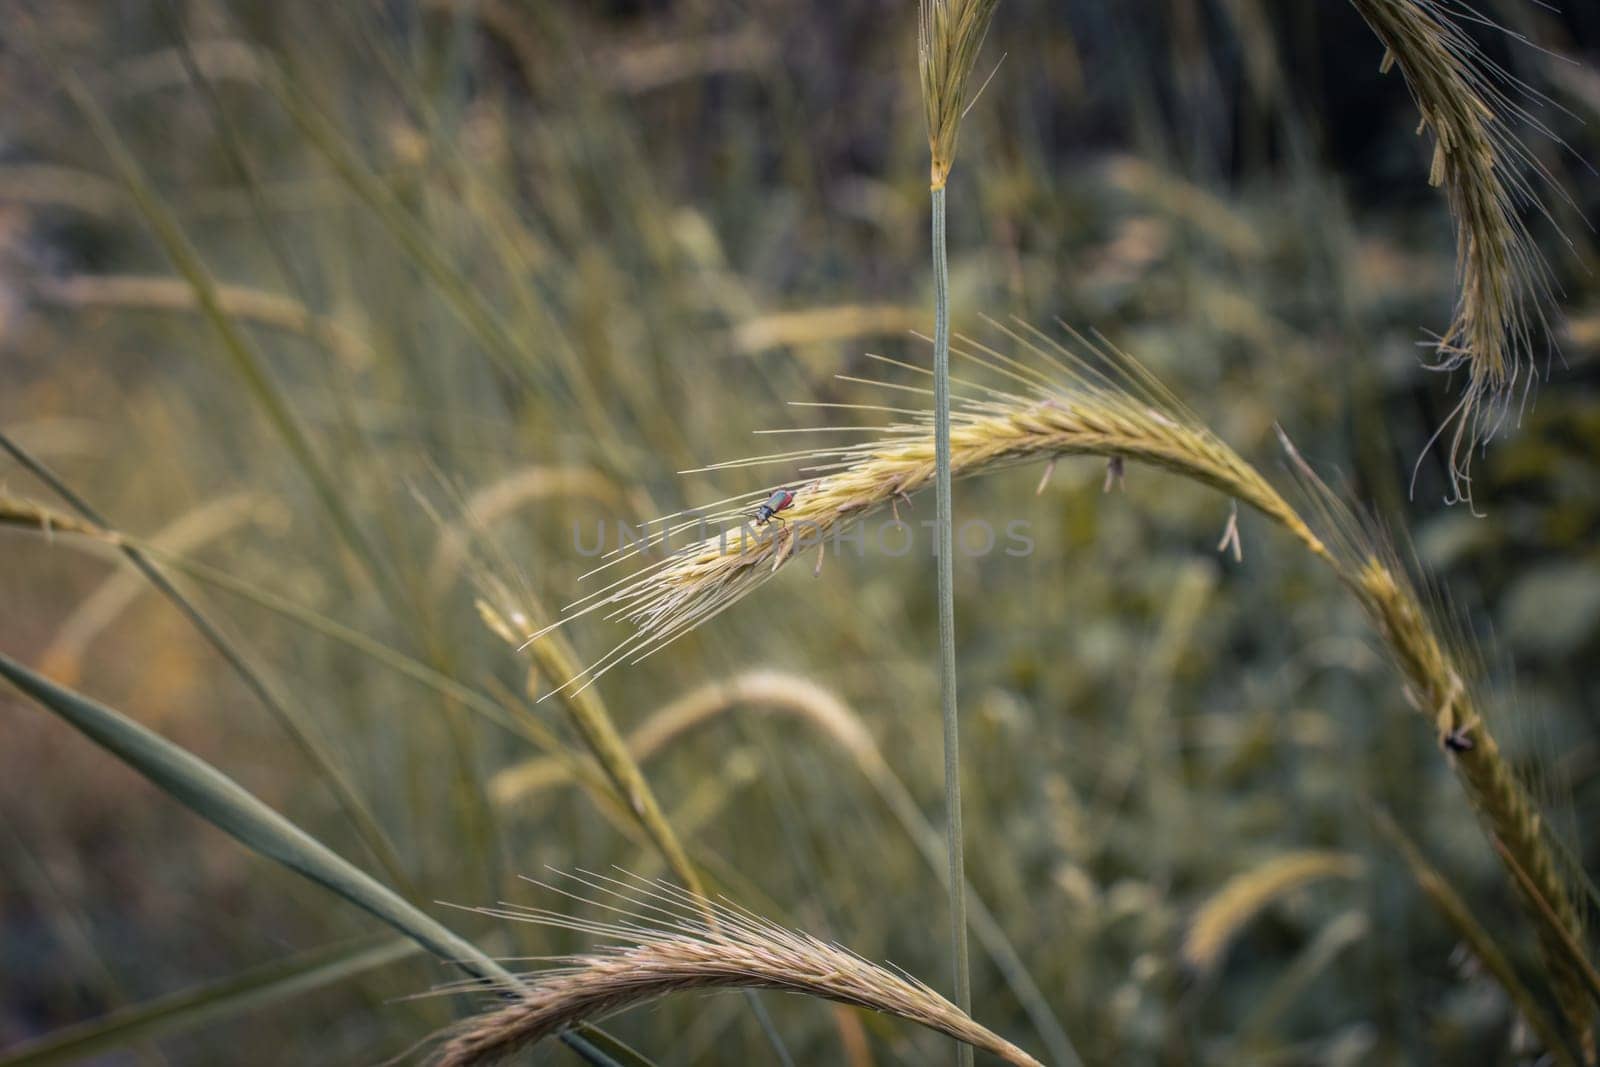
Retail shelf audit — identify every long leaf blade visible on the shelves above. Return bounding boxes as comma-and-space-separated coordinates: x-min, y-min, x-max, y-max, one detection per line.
0, 653, 654, 1067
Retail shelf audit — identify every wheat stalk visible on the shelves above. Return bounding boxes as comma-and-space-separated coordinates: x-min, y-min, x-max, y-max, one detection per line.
1346, 0, 1562, 505
918, 5, 1002, 1043
430, 873, 1043, 1067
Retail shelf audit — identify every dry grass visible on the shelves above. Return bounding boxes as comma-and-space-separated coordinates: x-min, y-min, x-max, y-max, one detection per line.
430, 874, 1043, 1067
1347, 0, 1561, 503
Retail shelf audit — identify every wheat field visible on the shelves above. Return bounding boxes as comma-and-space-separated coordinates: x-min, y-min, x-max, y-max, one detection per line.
2, 2, 1600, 1065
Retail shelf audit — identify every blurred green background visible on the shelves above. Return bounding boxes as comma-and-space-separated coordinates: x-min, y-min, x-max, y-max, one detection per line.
2, 1, 1599, 1063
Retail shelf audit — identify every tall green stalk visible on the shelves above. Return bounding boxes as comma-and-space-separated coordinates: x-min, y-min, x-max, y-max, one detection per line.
920, 5, 997, 1060
930, 182, 972, 1060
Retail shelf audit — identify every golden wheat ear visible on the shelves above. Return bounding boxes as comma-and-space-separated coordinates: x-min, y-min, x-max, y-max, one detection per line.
428, 871, 1044, 1067
520, 323, 1343, 697
1347, 0, 1573, 506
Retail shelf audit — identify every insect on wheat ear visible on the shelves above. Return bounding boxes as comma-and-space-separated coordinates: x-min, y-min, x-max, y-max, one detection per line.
745, 486, 797, 527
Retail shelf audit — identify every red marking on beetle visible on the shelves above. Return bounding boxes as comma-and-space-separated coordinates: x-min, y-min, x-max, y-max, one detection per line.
749, 487, 797, 526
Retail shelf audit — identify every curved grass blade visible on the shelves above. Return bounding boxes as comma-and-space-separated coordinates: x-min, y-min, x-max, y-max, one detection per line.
0, 654, 653, 1067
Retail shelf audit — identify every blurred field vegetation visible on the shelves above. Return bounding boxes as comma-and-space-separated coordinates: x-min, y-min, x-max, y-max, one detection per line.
2, 0, 1600, 1063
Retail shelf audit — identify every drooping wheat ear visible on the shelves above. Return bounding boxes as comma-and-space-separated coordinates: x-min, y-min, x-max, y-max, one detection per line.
524, 323, 1329, 699
430, 873, 1043, 1067
1275, 443, 1595, 1060
1346, 0, 1562, 503
1182, 851, 1365, 977
919, 0, 1001, 189
518, 323, 1594, 1055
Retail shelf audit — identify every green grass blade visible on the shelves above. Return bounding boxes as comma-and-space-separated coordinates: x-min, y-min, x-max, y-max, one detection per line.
0, 938, 419, 1067
0, 654, 654, 1067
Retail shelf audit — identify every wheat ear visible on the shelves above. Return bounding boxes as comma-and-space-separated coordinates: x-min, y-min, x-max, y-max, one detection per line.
430, 873, 1042, 1067
1372, 807, 1576, 1066
1346, 0, 1563, 504
1183, 851, 1365, 977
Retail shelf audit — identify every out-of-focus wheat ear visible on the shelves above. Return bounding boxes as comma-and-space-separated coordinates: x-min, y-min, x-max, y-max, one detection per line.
1182, 852, 1364, 978
429, 874, 1044, 1067
1347, 0, 1567, 506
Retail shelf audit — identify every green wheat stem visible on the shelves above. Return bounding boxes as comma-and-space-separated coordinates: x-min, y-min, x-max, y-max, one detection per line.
930, 183, 972, 1065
